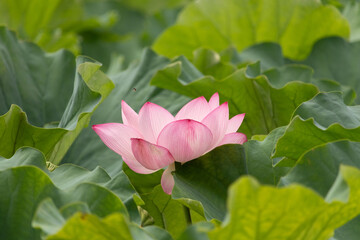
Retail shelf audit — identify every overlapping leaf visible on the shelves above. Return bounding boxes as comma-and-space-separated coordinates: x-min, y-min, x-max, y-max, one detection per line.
0, 147, 137, 240
278, 139, 360, 239
0, 0, 116, 53
263, 64, 356, 104
39, 211, 173, 240
279, 141, 360, 195
222, 38, 359, 104
208, 165, 360, 240
33, 198, 169, 240
0, 27, 114, 165
273, 92, 360, 166
153, 0, 349, 60
298, 37, 360, 103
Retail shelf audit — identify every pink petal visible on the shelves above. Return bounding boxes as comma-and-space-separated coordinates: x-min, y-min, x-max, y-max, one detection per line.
218, 132, 247, 146
226, 113, 245, 134
139, 102, 175, 143
202, 102, 229, 148
208, 92, 219, 111
121, 100, 139, 130
131, 138, 175, 170
175, 96, 211, 122
123, 156, 156, 174
157, 119, 213, 163
92, 123, 154, 174
161, 163, 175, 195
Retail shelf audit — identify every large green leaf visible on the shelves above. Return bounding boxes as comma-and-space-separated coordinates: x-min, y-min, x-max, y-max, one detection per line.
151, 60, 319, 136
208, 165, 360, 240
173, 144, 247, 220
63, 49, 189, 175
0, 147, 138, 240
46, 212, 133, 240
278, 140, 360, 239
34, 199, 170, 240
153, 0, 349, 60
299, 37, 360, 103
273, 92, 360, 166
39, 211, 173, 240
279, 141, 360, 196
0, 27, 114, 164
0, 0, 116, 53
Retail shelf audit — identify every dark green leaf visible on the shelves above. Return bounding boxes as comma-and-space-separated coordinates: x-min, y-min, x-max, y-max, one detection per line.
0, 27, 114, 164
299, 37, 360, 103
273, 92, 360, 166
0, 147, 138, 240
173, 144, 247, 220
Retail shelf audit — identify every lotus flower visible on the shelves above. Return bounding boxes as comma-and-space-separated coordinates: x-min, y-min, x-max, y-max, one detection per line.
92, 93, 246, 194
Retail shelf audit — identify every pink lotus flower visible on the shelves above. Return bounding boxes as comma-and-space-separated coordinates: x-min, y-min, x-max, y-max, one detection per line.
92, 93, 246, 194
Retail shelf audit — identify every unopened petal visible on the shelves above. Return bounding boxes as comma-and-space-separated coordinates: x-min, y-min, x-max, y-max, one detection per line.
121, 100, 139, 130
139, 102, 175, 143
92, 123, 154, 174
161, 163, 175, 195
157, 119, 213, 163
202, 102, 229, 148
175, 96, 211, 122
208, 92, 219, 111
226, 113, 245, 134
131, 138, 175, 170
218, 132, 247, 146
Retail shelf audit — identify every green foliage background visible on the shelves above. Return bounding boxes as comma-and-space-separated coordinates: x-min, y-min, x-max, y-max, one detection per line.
1, 0, 360, 239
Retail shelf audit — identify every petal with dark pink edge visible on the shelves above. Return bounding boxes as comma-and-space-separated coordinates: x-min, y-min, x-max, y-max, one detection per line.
121, 100, 139, 130
161, 163, 175, 195
92, 123, 154, 174
139, 102, 175, 143
202, 102, 229, 147
175, 96, 211, 122
208, 92, 219, 111
157, 119, 213, 163
131, 138, 175, 170
218, 132, 247, 146
226, 113, 245, 134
